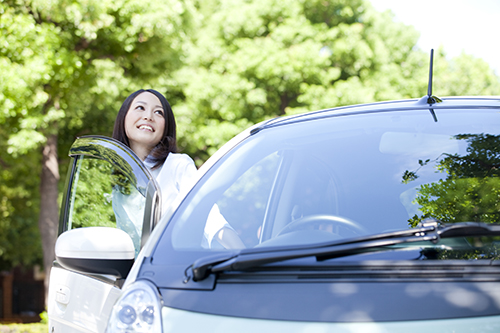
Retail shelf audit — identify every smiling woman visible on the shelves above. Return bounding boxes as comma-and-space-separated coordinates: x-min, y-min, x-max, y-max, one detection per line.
110, 89, 198, 248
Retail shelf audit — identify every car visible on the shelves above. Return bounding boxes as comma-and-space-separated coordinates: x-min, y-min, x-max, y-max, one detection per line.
48, 90, 500, 332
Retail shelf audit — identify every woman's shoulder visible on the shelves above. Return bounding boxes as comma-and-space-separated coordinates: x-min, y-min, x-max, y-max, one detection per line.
164, 153, 197, 173
158, 152, 198, 187
167, 152, 195, 164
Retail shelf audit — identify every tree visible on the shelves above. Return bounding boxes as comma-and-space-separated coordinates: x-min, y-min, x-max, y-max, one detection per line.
0, 0, 194, 293
434, 51, 500, 97
167, 0, 430, 162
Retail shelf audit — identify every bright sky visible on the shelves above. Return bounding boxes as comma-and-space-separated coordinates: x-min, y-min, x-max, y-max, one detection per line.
369, 0, 500, 75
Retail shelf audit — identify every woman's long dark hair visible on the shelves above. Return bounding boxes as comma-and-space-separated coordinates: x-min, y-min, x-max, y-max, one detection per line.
112, 89, 177, 169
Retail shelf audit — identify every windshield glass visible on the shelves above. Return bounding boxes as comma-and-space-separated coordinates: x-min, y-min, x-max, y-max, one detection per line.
163, 108, 500, 254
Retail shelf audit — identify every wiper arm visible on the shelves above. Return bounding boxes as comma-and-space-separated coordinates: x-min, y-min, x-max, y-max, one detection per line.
190, 221, 500, 281
191, 220, 437, 281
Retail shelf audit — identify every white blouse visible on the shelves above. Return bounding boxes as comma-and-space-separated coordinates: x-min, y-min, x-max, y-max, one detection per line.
145, 153, 198, 215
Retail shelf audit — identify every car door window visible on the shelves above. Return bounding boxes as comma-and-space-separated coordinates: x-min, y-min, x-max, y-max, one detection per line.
59, 136, 160, 257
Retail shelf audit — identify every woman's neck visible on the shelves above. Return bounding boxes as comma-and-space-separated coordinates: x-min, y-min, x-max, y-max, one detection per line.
129, 143, 152, 161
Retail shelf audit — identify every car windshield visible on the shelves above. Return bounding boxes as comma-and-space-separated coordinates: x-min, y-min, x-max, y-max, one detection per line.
161, 108, 500, 256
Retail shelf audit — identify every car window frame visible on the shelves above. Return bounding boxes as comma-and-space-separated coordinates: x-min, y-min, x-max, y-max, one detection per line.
58, 135, 161, 248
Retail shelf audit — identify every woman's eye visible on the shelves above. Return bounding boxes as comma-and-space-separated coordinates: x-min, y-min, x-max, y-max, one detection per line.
135, 105, 145, 111
155, 110, 164, 116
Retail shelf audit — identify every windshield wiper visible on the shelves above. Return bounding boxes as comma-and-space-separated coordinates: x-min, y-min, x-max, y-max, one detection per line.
190, 221, 500, 281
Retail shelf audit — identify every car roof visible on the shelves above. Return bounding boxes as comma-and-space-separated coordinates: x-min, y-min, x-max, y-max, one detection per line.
252, 96, 500, 134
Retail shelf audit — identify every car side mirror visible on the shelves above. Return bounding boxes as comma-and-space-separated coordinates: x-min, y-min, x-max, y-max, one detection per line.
55, 227, 135, 279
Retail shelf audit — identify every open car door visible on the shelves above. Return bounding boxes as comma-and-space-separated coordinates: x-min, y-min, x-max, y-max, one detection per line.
47, 136, 161, 333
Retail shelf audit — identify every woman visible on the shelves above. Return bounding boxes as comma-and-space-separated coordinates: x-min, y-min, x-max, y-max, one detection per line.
112, 89, 196, 208
112, 89, 244, 252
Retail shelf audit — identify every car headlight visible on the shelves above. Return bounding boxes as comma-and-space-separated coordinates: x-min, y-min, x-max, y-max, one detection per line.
106, 280, 162, 333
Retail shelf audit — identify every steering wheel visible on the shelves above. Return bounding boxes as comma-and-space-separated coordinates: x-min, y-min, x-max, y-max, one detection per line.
277, 214, 368, 237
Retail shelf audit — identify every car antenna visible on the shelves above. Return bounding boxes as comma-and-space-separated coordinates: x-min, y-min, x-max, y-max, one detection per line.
426, 49, 441, 122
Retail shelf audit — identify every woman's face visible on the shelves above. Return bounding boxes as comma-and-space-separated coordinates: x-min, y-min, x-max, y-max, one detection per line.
124, 92, 165, 159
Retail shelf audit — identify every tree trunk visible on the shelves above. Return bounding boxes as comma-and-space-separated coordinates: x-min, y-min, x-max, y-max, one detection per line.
38, 133, 60, 303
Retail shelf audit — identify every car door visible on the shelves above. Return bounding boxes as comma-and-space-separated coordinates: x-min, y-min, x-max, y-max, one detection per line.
47, 135, 161, 333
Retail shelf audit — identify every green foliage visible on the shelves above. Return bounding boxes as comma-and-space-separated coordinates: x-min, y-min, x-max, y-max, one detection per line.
0, 126, 41, 269
409, 134, 500, 227
172, 0, 430, 162
0, 0, 194, 270
0, 311, 47, 332
0, 323, 47, 333
39, 311, 48, 324
69, 157, 117, 228
435, 52, 500, 96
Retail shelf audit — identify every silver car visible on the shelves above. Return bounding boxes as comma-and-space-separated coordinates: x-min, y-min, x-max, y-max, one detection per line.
49, 95, 500, 332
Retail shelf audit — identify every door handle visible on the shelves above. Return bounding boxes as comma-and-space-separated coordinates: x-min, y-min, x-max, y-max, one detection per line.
55, 285, 70, 305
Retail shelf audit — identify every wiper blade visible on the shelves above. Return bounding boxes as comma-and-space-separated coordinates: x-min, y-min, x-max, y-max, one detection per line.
438, 222, 500, 238
190, 221, 500, 281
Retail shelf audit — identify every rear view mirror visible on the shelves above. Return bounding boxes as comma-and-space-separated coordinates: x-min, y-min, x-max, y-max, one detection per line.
55, 227, 135, 278
379, 132, 460, 156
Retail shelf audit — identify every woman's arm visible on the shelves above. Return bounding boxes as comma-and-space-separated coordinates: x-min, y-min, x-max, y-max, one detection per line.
215, 226, 246, 249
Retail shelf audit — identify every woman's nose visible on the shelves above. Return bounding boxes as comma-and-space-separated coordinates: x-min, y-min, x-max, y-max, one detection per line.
143, 109, 153, 120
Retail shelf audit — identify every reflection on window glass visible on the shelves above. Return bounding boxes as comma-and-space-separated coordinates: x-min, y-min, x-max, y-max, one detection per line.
420, 236, 500, 260
172, 151, 282, 250
68, 156, 146, 255
215, 152, 281, 248
403, 134, 500, 227
68, 157, 117, 229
